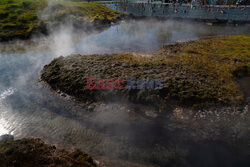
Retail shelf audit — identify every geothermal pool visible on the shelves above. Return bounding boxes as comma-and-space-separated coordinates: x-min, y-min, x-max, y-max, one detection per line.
0, 19, 249, 166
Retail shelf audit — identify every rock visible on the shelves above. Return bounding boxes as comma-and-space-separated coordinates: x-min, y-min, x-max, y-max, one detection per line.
93, 159, 100, 166
61, 93, 66, 97
206, 22, 213, 26
88, 105, 95, 112
240, 105, 248, 118
122, 63, 128, 67
244, 105, 248, 113
145, 110, 158, 118
173, 108, 193, 122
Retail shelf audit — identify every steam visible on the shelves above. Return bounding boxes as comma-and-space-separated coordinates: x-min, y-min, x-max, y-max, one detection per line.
0, 88, 15, 100
49, 26, 75, 56
0, 121, 8, 136
0, 3, 250, 165
45, 0, 66, 6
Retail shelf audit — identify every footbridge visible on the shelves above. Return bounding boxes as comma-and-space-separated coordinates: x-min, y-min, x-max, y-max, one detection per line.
105, 2, 250, 22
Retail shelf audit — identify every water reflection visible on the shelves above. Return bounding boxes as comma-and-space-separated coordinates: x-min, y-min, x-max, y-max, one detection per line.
0, 116, 9, 136
75, 20, 250, 54
0, 88, 16, 136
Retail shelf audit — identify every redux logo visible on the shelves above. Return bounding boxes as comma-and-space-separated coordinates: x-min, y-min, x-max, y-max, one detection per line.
86, 77, 163, 90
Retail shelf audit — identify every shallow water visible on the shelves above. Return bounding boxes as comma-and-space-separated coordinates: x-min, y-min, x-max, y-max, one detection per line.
0, 19, 250, 166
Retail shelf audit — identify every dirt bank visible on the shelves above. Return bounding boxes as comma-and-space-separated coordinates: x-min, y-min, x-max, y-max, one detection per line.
0, 0, 123, 41
41, 35, 249, 111
0, 135, 96, 167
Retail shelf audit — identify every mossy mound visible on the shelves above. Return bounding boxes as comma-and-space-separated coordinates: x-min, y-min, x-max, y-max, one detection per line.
41, 35, 250, 108
0, 137, 96, 167
0, 0, 121, 41
41, 1, 121, 27
0, 0, 46, 41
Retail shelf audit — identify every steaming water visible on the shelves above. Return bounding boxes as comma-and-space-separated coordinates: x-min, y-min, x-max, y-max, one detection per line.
0, 19, 250, 166
0, 88, 15, 100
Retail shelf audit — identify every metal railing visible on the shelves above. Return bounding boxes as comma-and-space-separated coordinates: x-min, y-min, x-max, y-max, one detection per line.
105, 2, 250, 21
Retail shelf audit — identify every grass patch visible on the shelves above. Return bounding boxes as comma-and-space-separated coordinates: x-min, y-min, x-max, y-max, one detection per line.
0, 0, 121, 41
0, 0, 46, 40
157, 35, 250, 106
42, 1, 121, 23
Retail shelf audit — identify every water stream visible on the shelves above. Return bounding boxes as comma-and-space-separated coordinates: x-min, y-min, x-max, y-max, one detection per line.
0, 19, 249, 166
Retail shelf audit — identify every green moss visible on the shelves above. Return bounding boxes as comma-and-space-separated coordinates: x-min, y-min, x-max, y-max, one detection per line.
0, 0, 121, 41
0, 0, 44, 40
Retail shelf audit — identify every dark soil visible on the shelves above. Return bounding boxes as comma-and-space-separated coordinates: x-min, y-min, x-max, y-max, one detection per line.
0, 137, 96, 167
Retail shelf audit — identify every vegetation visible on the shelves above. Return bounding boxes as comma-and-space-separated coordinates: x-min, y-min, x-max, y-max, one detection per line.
0, 0, 121, 41
0, 137, 96, 167
41, 1, 121, 25
156, 35, 250, 106
0, 0, 46, 40
41, 35, 250, 109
